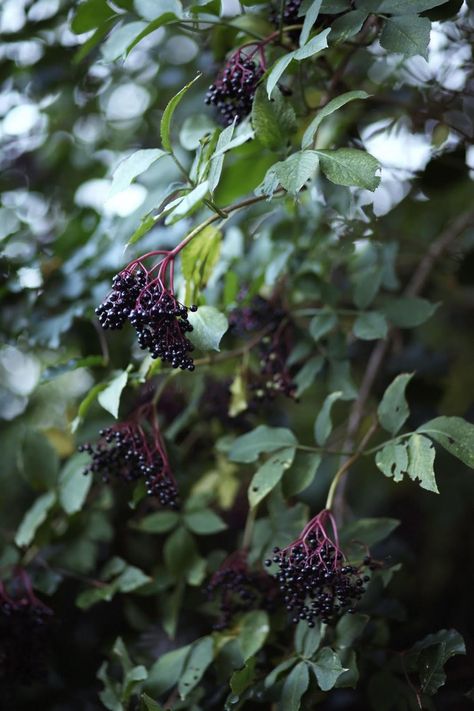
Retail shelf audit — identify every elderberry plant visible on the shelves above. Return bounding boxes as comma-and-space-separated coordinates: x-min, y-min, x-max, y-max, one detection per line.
3, 0, 474, 709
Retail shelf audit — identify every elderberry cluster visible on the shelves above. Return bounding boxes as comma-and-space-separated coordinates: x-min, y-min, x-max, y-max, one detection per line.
96, 266, 197, 371
271, 0, 302, 27
266, 516, 371, 626
205, 553, 279, 630
0, 580, 53, 687
230, 294, 297, 402
205, 52, 264, 126
79, 422, 178, 508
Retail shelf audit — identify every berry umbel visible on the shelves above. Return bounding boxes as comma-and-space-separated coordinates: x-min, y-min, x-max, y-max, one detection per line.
205, 44, 266, 125
96, 250, 197, 371
205, 550, 279, 629
266, 509, 371, 626
80, 405, 178, 507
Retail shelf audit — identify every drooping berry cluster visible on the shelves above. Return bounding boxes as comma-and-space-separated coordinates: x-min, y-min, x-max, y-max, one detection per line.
205, 551, 279, 629
229, 293, 297, 402
205, 46, 265, 126
0, 571, 53, 687
266, 510, 370, 626
96, 253, 197, 371
79, 406, 178, 507
270, 0, 303, 28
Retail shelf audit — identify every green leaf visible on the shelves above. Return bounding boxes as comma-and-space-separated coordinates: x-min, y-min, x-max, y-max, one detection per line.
71, 0, 116, 33
375, 441, 409, 482
252, 86, 296, 151
406, 434, 439, 492
164, 181, 209, 224
352, 265, 383, 309
353, 311, 388, 340
230, 657, 256, 696
294, 355, 325, 397
311, 647, 347, 691
98, 370, 129, 419
314, 391, 343, 446
260, 151, 319, 195
71, 382, 107, 433
181, 226, 221, 296
409, 629, 466, 695
264, 658, 297, 688
58, 452, 92, 515
229, 425, 298, 463
295, 621, 322, 658
146, 645, 191, 696
315, 148, 380, 190
178, 636, 214, 699
302, 91, 369, 149
15, 491, 56, 547
375, 435, 438, 492
377, 373, 414, 435
380, 14, 431, 58
126, 13, 180, 54
208, 122, 236, 193
164, 527, 202, 581
188, 306, 228, 352
132, 511, 179, 533
330, 9, 368, 42
309, 310, 338, 340
339, 517, 400, 546
248, 447, 296, 508
161, 74, 201, 152
300, 0, 323, 46
109, 149, 167, 198
382, 296, 438, 327
115, 565, 151, 592
281, 661, 310, 710
294, 29, 331, 59
266, 29, 331, 96
335, 613, 369, 649
135, 0, 182, 21
141, 694, 164, 711
376, 0, 450, 11
184, 509, 227, 534
238, 610, 270, 661
101, 21, 147, 62
283, 451, 321, 496
418, 416, 474, 468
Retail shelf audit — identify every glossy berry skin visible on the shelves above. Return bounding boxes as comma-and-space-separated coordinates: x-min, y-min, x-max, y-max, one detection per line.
269, 510, 370, 626
79, 410, 179, 507
205, 551, 279, 629
96, 262, 196, 371
205, 50, 264, 126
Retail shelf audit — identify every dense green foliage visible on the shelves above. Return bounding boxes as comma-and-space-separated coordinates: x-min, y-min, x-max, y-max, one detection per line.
1, 0, 474, 709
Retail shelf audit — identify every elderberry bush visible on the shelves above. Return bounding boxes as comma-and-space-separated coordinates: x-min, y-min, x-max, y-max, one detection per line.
96, 264, 197, 371
205, 49, 265, 125
267, 510, 370, 626
205, 551, 279, 630
80, 414, 178, 507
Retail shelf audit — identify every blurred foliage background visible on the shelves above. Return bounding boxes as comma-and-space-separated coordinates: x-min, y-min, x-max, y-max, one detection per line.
1, 0, 474, 709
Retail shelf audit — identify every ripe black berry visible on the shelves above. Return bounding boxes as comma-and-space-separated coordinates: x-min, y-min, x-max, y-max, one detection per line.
96, 254, 196, 371
205, 550, 279, 629
271, 509, 370, 626
80, 406, 179, 507
205, 46, 265, 126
